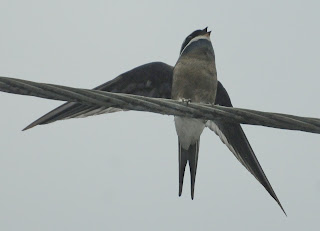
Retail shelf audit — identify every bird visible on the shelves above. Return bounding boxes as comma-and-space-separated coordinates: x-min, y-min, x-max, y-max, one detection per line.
171, 28, 217, 199
22, 28, 286, 214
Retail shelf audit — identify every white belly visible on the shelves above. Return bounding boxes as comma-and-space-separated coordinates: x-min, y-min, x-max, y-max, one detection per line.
174, 116, 205, 150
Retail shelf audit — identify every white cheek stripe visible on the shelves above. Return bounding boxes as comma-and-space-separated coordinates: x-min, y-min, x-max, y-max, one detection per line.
181, 35, 211, 55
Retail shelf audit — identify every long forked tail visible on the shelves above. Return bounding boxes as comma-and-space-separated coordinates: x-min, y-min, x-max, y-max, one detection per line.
178, 141, 200, 199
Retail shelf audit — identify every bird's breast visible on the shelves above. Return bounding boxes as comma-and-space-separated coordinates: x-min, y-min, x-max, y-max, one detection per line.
172, 56, 217, 103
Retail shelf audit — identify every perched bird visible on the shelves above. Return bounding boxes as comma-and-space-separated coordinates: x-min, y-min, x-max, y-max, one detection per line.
22, 28, 285, 214
171, 28, 217, 199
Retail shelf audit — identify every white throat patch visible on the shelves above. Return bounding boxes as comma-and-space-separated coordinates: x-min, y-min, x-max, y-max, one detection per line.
180, 35, 211, 55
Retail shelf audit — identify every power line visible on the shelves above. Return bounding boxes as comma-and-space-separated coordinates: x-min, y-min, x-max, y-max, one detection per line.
1, 76, 320, 133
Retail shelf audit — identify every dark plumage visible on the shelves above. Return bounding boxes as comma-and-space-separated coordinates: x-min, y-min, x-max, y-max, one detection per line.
23, 61, 285, 213
22, 28, 285, 214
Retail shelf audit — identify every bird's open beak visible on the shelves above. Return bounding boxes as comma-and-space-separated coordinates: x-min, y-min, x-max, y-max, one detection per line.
205, 31, 211, 37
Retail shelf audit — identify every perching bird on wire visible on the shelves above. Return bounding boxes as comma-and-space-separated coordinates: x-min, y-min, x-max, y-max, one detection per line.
22, 28, 285, 214
171, 28, 217, 200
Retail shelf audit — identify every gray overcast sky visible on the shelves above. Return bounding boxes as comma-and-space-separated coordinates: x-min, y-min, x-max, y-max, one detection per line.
1, 0, 320, 230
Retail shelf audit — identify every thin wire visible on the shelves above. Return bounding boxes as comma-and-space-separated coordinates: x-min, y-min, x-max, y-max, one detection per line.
1, 76, 320, 134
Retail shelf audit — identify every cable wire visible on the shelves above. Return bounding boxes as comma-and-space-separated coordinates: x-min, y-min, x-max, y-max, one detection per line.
1, 76, 320, 133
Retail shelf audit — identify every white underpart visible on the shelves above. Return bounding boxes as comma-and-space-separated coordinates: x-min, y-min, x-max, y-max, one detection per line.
180, 35, 211, 55
207, 121, 254, 170
206, 120, 248, 167
175, 116, 205, 150
205, 120, 236, 153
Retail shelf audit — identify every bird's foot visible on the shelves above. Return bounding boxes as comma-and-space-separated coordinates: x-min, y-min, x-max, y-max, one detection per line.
180, 98, 192, 106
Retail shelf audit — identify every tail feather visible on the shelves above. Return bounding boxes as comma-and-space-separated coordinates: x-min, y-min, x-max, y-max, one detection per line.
178, 141, 200, 199
179, 142, 188, 196
189, 141, 199, 199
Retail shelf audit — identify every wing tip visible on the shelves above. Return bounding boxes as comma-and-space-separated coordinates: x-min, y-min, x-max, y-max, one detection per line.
275, 197, 287, 216
281, 206, 287, 217
179, 183, 183, 197
269, 189, 287, 216
22, 123, 37, 131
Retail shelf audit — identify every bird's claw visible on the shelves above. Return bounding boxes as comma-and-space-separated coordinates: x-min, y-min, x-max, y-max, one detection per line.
180, 98, 192, 105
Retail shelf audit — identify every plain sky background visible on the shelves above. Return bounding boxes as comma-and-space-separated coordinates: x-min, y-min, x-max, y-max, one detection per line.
1, 0, 320, 230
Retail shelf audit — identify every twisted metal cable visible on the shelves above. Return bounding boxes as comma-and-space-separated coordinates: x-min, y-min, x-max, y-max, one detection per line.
1, 76, 320, 134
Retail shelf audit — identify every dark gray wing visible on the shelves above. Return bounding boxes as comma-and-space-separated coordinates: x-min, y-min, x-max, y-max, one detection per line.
23, 62, 173, 130
207, 82, 285, 214
23, 61, 285, 213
